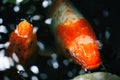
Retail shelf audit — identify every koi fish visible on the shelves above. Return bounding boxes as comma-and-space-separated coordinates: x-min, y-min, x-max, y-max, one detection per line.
50, 0, 102, 70
6, 20, 37, 64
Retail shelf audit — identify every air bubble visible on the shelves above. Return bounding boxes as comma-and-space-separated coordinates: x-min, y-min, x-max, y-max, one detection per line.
0, 18, 3, 24
37, 41, 45, 50
12, 53, 19, 63
13, 5, 20, 12
16, 64, 25, 72
67, 71, 73, 78
0, 25, 8, 33
33, 27, 39, 33
31, 76, 39, 80
51, 53, 57, 59
45, 18, 52, 24
4, 76, 9, 80
30, 65, 39, 74
8, 57, 14, 67
52, 61, 59, 69
0, 50, 11, 71
0, 44, 4, 48
105, 30, 110, 40
42, 0, 49, 8
0, 35, 2, 41
4, 57, 10, 69
16, 0, 23, 4
103, 9, 109, 17
40, 73, 47, 80
4, 42, 10, 49
42, 0, 52, 8
93, 18, 100, 26
2, 0, 8, 4
30, 15, 41, 21
63, 59, 69, 66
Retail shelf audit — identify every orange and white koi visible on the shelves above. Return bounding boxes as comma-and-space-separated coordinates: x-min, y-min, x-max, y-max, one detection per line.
6, 20, 37, 64
50, 0, 102, 70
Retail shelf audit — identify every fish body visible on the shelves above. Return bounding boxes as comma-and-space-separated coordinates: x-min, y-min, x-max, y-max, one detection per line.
6, 20, 37, 64
50, 0, 101, 70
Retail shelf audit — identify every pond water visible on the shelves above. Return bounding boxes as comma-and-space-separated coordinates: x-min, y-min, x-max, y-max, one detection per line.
0, 0, 120, 80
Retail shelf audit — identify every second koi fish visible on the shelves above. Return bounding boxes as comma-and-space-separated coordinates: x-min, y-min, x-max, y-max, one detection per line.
6, 20, 37, 64
50, 0, 102, 70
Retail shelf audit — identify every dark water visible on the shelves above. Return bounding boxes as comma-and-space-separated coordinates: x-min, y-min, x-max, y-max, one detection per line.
0, 0, 120, 80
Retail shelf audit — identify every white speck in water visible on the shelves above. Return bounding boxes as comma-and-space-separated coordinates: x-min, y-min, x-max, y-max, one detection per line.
22, 72, 28, 77
0, 35, 2, 41
13, 5, 20, 12
3, 57, 10, 69
16, 0, 23, 4
67, 71, 73, 78
0, 49, 5, 55
0, 42, 10, 49
30, 15, 41, 21
20, 18, 27, 21
40, 73, 47, 80
16, 64, 25, 71
9, 24, 15, 30
12, 53, 19, 63
2, 0, 8, 4
42, 0, 49, 8
0, 44, 4, 48
0, 18, 3, 24
45, 18, 52, 24
51, 53, 57, 59
51, 53, 59, 69
52, 61, 59, 69
103, 10, 109, 17
93, 18, 100, 26
105, 30, 110, 40
47, 59, 52, 66
4, 76, 10, 80
37, 41, 45, 50
0, 25, 8, 33
0, 50, 11, 71
8, 57, 14, 67
4, 42, 10, 49
63, 59, 69, 66
0, 50, 5, 57
31, 76, 39, 80
30, 65, 39, 74
42, 0, 52, 8
33, 27, 38, 33
0, 58, 6, 71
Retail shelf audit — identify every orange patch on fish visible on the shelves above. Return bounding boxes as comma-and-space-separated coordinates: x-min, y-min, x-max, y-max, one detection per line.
56, 19, 101, 70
